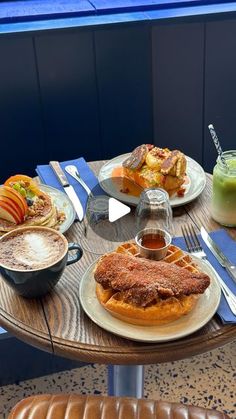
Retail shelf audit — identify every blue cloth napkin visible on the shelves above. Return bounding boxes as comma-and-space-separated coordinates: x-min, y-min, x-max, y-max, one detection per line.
173, 229, 236, 324
36, 157, 103, 213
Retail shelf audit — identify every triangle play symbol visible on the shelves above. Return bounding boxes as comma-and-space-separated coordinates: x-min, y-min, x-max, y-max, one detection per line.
108, 198, 131, 223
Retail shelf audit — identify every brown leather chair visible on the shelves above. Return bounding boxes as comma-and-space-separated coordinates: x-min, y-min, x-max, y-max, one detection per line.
8, 394, 230, 419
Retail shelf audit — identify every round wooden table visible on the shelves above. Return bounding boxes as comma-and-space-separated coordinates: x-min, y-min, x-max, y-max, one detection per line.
0, 161, 235, 396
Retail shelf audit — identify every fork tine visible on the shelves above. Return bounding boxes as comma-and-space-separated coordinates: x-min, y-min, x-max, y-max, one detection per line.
189, 225, 200, 251
186, 225, 197, 252
190, 225, 201, 250
181, 225, 191, 252
185, 225, 196, 253
185, 225, 193, 250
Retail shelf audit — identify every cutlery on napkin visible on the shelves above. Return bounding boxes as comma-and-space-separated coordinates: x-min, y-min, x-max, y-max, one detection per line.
65, 165, 92, 196
36, 157, 104, 218
49, 161, 84, 222
201, 226, 236, 285
173, 229, 236, 324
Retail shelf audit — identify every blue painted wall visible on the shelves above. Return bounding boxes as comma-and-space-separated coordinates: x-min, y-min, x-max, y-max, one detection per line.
0, 12, 236, 178
152, 21, 204, 164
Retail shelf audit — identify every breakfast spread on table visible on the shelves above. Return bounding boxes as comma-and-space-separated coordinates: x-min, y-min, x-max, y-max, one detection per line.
94, 242, 210, 326
0, 155, 233, 333
112, 144, 187, 197
0, 174, 65, 236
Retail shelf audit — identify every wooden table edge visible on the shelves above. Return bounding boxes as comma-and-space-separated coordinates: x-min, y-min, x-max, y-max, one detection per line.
0, 309, 53, 353
50, 326, 236, 365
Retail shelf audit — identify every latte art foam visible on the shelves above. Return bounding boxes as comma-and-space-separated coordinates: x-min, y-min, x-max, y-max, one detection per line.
0, 229, 66, 271
13, 233, 61, 268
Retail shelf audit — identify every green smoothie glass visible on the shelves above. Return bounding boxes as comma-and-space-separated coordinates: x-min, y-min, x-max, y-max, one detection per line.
212, 150, 236, 226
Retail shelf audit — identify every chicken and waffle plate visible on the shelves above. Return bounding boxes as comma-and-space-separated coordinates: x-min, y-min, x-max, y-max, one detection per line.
79, 239, 220, 342
94, 242, 210, 326
0, 174, 66, 236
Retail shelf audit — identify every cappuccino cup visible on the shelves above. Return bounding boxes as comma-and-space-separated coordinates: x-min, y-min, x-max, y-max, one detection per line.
0, 226, 83, 298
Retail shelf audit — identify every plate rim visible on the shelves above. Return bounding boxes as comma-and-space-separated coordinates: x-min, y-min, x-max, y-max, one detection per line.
79, 254, 221, 343
98, 153, 206, 208
39, 184, 76, 233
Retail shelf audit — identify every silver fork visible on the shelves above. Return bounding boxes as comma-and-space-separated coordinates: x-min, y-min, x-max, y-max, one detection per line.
181, 225, 236, 316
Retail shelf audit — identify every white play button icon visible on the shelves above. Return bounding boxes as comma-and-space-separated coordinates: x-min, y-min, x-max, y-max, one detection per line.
108, 198, 131, 223
83, 179, 136, 246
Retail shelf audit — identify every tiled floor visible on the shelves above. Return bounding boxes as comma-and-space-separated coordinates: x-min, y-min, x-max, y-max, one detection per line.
1, 340, 235, 419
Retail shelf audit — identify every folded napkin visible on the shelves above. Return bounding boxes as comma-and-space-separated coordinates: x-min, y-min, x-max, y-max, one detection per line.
173, 229, 236, 324
36, 157, 103, 213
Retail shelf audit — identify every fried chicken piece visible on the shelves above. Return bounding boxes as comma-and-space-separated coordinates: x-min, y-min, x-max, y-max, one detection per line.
94, 253, 210, 306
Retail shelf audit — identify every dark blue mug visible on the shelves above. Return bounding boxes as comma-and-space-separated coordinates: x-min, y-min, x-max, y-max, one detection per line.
0, 226, 83, 298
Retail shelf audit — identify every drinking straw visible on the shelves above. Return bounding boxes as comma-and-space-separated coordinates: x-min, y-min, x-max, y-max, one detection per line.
208, 124, 228, 168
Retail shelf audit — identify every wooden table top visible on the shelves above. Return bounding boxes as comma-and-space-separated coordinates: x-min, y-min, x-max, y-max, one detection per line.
0, 161, 235, 365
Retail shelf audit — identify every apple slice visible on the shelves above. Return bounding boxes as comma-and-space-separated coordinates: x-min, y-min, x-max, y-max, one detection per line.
0, 198, 22, 223
0, 195, 24, 222
0, 186, 27, 215
0, 201, 21, 224
4, 186, 28, 213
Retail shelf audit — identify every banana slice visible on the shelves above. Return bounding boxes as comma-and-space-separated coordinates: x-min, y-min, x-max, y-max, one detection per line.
145, 147, 170, 170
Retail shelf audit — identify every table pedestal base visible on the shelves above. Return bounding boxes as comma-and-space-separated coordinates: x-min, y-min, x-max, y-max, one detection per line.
108, 365, 144, 397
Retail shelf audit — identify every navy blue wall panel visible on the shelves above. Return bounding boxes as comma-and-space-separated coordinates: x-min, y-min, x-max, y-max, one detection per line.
0, 37, 44, 182
94, 24, 153, 158
35, 30, 101, 163
152, 22, 204, 165
1, 18, 236, 177
204, 19, 236, 173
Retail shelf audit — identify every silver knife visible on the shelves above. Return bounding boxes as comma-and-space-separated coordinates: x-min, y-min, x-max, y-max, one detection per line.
49, 161, 84, 222
201, 226, 236, 284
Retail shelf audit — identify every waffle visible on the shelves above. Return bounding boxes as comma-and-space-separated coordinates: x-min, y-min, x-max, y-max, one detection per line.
115, 242, 199, 274
115, 241, 140, 257
95, 241, 208, 326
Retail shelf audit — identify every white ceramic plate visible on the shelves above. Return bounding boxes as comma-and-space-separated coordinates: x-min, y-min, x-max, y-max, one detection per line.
98, 154, 206, 207
40, 184, 76, 234
79, 255, 221, 343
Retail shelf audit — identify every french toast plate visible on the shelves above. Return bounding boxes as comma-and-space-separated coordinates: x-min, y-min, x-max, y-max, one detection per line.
79, 255, 221, 343
98, 154, 206, 207
40, 185, 76, 233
